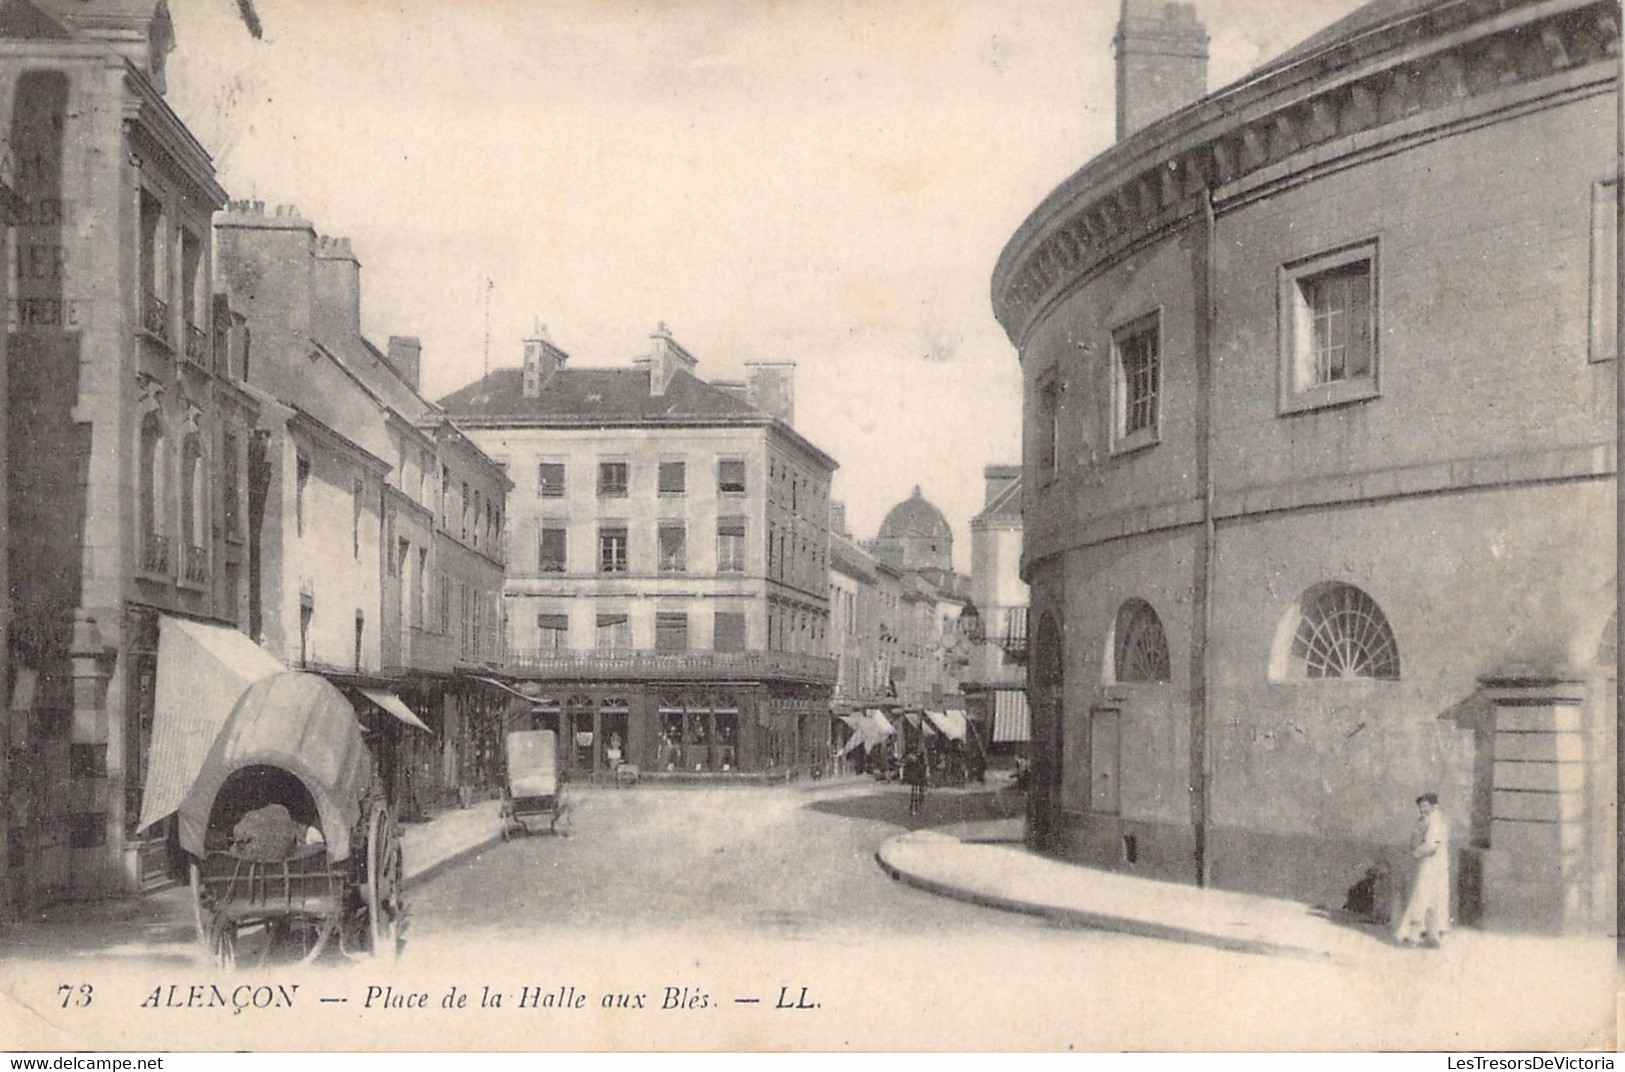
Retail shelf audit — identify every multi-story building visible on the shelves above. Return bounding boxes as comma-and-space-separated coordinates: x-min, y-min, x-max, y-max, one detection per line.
863, 487, 972, 709
439, 324, 838, 780
214, 203, 512, 817
961, 465, 1030, 756
994, 0, 1616, 932
0, 0, 266, 910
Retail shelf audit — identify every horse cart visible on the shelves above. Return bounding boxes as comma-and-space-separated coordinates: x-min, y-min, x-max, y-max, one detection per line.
177, 672, 405, 967
499, 729, 568, 839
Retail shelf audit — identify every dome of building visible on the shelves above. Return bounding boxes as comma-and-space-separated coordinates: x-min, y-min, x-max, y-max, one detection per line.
872, 486, 953, 573
878, 486, 952, 541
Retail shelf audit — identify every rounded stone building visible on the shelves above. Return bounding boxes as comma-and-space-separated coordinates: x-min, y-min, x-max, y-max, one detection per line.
993, 0, 1617, 932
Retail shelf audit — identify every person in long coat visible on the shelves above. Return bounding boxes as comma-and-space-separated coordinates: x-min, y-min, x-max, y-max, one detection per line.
1395, 792, 1450, 947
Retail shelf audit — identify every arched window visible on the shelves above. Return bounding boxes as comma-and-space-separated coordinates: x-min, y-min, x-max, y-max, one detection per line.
1112, 599, 1170, 683
1284, 583, 1400, 680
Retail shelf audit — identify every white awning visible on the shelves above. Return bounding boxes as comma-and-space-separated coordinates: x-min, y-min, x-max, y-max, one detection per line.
138, 616, 286, 833
924, 709, 967, 741
992, 689, 1031, 743
360, 688, 433, 733
866, 710, 896, 737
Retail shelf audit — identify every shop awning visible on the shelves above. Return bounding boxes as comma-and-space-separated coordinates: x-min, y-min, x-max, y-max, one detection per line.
992, 690, 1031, 743
471, 675, 534, 702
138, 616, 286, 834
867, 710, 896, 737
360, 688, 433, 733
925, 709, 968, 741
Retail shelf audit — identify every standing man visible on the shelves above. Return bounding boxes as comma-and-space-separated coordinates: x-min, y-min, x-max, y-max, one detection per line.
906, 750, 928, 816
1395, 792, 1450, 947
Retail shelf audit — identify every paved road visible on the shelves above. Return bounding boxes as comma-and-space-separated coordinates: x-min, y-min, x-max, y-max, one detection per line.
410, 781, 1041, 942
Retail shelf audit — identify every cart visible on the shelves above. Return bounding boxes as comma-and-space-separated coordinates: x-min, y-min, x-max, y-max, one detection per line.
178, 672, 404, 968
499, 729, 568, 838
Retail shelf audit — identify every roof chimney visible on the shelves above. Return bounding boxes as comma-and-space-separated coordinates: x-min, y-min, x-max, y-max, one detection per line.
1114, 0, 1209, 141
647, 321, 698, 397
387, 336, 422, 391
522, 321, 568, 398
745, 361, 795, 425
983, 464, 1021, 507
830, 500, 849, 538
313, 234, 362, 342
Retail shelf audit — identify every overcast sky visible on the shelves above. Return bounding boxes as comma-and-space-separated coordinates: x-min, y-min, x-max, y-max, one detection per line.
165, 0, 1366, 569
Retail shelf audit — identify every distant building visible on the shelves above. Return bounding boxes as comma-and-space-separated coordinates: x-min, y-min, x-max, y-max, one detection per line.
961, 466, 1029, 756
439, 324, 838, 781
0, 0, 261, 910
994, 0, 1616, 932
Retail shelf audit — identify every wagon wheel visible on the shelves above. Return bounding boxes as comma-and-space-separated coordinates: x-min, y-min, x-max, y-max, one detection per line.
366, 801, 404, 958
190, 861, 237, 970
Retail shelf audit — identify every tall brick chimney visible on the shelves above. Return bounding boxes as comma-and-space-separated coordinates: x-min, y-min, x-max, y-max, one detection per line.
830, 500, 849, 538
521, 321, 568, 398
214, 201, 317, 397
745, 361, 795, 425
647, 322, 698, 397
1114, 0, 1209, 141
313, 234, 361, 343
387, 336, 422, 391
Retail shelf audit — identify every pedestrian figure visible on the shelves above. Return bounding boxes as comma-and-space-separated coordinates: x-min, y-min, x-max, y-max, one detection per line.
1395, 792, 1450, 947
905, 750, 928, 815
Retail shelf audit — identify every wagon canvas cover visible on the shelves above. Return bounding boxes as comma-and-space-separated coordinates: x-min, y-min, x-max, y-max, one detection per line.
178, 672, 375, 862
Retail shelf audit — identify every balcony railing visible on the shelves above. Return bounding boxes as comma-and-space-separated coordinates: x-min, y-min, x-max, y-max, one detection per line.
505, 648, 838, 684
142, 293, 170, 343
141, 532, 169, 575
183, 544, 208, 586
998, 606, 1028, 664
184, 323, 208, 366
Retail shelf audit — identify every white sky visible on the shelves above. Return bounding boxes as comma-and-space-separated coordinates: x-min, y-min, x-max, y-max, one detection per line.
164, 0, 1366, 570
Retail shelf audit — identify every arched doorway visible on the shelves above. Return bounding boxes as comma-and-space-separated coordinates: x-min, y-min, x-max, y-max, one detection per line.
1028, 612, 1064, 849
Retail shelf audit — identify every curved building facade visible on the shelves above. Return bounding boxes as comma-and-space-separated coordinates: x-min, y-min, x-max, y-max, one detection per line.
993, 0, 1617, 932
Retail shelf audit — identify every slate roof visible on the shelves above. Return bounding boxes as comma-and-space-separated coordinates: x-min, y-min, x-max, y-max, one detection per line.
973, 475, 1023, 525
1257, 0, 1449, 76
437, 366, 764, 423
877, 486, 953, 541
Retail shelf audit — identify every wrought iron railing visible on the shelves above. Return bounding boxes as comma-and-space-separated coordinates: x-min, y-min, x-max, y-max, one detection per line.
141, 532, 169, 575
184, 323, 208, 365
505, 648, 838, 684
142, 293, 170, 343
183, 544, 208, 586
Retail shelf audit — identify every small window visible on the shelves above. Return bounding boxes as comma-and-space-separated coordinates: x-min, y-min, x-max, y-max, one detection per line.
352, 478, 365, 558
1590, 180, 1617, 363
598, 461, 629, 498
536, 613, 569, 652
714, 611, 746, 653
539, 525, 567, 573
718, 458, 746, 495
1112, 313, 1160, 453
595, 612, 631, 650
655, 611, 688, 653
717, 518, 746, 573
658, 522, 687, 573
536, 462, 564, 497
1280, 242, 1379, 412
295, 454, 310, 538
658, 460, 686, 496
598, 525, 628, 573
1035, 372, 1060, 482
1277, 583, 1400, 680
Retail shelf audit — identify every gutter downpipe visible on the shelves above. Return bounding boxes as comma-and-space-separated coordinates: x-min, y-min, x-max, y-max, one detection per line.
1192, 187, 1218, 889
1613, 0, 1622, 942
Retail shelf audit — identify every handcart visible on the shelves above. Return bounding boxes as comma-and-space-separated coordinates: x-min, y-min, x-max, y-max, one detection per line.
500, 729, 568, 838
178, 673, 404, 967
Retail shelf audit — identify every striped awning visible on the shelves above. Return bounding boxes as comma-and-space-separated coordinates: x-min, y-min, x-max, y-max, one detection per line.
138, 616, 286, 834
992, 690, 1031, 743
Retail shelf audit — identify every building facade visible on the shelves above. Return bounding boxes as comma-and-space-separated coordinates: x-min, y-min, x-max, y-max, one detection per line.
0, 0, 270, 910
214, 202, 512, 820
440, 324, 837, 781
994, 0, 1617, 932
961, 465, 1030, 755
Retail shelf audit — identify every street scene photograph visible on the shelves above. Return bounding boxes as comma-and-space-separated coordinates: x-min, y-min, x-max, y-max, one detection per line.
0, 0, 1618, 1054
